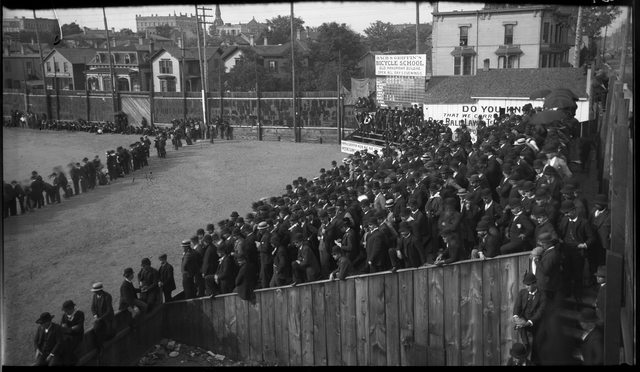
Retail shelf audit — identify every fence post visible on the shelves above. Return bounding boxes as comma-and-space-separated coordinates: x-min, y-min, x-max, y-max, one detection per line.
257, 90, 261, 141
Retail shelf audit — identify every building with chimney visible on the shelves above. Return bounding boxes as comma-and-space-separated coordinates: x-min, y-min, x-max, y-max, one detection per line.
430, 3, 576, 76
149, 45, 223, 92
82, 41, 154, 92
41, 47, 97, 90
135, 12, 198, 39
2, 42, 52, 89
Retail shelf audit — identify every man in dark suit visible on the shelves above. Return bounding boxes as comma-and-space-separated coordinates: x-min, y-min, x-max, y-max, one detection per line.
505, 342, 534, 366
82, 157, 96, 190
180, 239, 200, 300
291, 233, 321, 284
158, 254, 176, 303
90, 282, 114, 354
270, 234, 291, 287
588, 195, 610, 283
255, 221, 274, 289
33, 312, 64, 366
532, 233, 563, 301
434, 227, 463, 266
60, 300, 84, 365
11, 180, 27, 214
137, 258, 160, 311
513, 272, 548, 364
500, 198, 535, 255
215, 244, 236, 295
336, 217, 360, 264
594, 266, 606, 324
578, 308, 604, 365
4, 180, 17, 218
119, 267, 148, 331
235, 252, 257, 302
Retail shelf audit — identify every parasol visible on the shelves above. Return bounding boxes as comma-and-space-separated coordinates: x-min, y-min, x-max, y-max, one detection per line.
543, 94, 578, 109
528, 109, 567, 125
549, 88, 579, 100
529, 89, 552, 100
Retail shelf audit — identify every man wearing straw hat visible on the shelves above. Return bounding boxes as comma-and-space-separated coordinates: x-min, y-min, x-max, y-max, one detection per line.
33, 312, 64, 365
90, 282, 114, 355
60, 300, 84, 365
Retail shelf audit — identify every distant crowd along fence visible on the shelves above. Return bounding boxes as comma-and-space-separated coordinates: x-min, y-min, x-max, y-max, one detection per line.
2, 89, 359, 129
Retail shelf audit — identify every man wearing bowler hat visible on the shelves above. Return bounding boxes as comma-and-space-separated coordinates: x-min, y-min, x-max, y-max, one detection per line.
594, 266, 607, 324
33, 312, 64, 366
588, 195, 610, 281
90, 282, 114, 355
138, 257, 160, 310
158, 254, 176, 303
119, 267, 148, 332
500, 198, 535, 255
181, 239, 200, 300
60, 300, 84, 365
558, 199, 595, 303
471, 220, 501, 259
291, 233, 321, 284
505, 343, 534, 366
434, 227, 462, 266
513, 272, 548, 364
532, 233, 563, 301
578, 308, 604, 365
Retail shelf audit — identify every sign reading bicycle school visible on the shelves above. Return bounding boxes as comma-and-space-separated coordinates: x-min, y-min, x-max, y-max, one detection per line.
341, 139, 384, 155
375, 54, 427, 77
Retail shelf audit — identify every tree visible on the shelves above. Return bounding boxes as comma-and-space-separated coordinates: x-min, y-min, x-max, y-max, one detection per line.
396, 24, 432, 53
61, 22, 83, 37
224, 48, 281, 92
363, 21, 398, 52
155, 24, 174, 39
119, 28, 134, 36
554, 6, 622, 51
265, 15, 305, 45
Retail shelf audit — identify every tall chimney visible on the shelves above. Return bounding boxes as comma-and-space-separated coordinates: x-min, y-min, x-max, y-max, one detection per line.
149, 40, 154, 53
178, 36, 182, 49
296, 29, 301, 40
139, 37, 144, 45
111, 38, 116, 48
250, 34, 254, 46
264, 36, 267, 46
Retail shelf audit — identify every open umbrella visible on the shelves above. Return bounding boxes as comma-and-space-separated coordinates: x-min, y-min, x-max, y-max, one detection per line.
528, 109, 567, 125
529, 89, 552, 100
550, 88, 579, 100
544, 94, 578, 109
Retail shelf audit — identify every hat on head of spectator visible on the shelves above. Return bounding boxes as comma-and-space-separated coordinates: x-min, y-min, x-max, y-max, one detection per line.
530, 206, 547, 218
469, 174, 480, 183
578, 308, 599, 323
385, 199, 395, 208
560, 184, 576, 194
538, 233, 553, 244
91, 282, 104, 292
480, 188, 492, 199
400, 208, 411, 217
523, 272, 537, 285
440, 227, 455, 238
560, 200, 576, 213
190, 235, 200, 242
181, 240, 191, 248
593, 194, 608, 206
502, 163, 513, 173
542, 167, 559, 177
289, 214, 299, 223
292, 233, 304, 243
456, 188, 468, 197
159, 253, 167, 260
398, 221, 411, 232
507, 173, 523, 182
203, 234, 213, 243
444, 197, 457, 207
206, 223, 215, 231
123, 267, 134, 277
521, 181, 535, 192
230, 211, 239, 218
532, 159, 544, 169
36, 312, 54, 324
475, 221, 490, 231
508, 197, 522, 209
464, 193, 475, 201
368, 217, 379, 225
62, 300, 76, 311
141, 257, 151, 266
514, 138, 527, 146
534, 188, 549, 200
331, 245, 343, 255
510, 343, 528, 359
594, 265, 606, 277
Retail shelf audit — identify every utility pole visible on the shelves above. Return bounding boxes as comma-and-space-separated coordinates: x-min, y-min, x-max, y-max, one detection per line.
33, 10, 50, 120
198, 6, 214, 123
416, 2, 420, 54
180, 32, 187, 121
103, 7, 118, 114
573, 6, 583, 68
195, 5, 207, 130
291, 2, 297, 142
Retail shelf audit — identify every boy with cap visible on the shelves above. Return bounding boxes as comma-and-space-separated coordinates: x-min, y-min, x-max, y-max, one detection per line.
158, 254, 176, 303
513, 272, 548, 363
60, 300, 84, 365
329, 245, 357, 280
33, 312, 64, 366
119, 267, 148, 332
558, 199, 595, 303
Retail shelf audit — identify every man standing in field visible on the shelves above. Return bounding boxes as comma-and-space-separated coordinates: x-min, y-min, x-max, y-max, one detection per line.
158, 254, 176, 303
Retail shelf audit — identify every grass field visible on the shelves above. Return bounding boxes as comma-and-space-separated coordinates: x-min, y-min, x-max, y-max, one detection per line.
2, 127, 345, 366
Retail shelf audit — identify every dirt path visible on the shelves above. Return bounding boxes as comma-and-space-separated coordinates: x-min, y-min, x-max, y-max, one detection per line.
2, 127, 345, 366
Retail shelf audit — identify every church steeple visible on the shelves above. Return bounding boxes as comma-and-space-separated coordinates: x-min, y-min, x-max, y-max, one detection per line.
213, 4, 224, 27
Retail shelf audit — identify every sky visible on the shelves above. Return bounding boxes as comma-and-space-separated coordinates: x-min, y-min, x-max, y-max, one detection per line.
1, 2, 486, 35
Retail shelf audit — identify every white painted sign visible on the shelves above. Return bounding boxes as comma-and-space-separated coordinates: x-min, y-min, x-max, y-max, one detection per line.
375, 54, 427, 77
341, 140, 384, 155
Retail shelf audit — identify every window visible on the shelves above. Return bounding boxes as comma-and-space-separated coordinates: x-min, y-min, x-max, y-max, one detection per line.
124, 54, 131, 64
504, 24, 514, 45
556, 25, 563, 43
459, 26, 469, 46
96, 54, 101, 63
47, 62, 51, 72
268, 60, 277, 73
159, 60, 173, 74
26, 61, 33, 75
454, 56, 473, 75
160, 78, 176, 92
499, 55, 519, 69
54, 62, 60, 72
4, 61, 10, 72
542, 22, 550, 43
63, 62, 69, 72
541, 54, 548, 68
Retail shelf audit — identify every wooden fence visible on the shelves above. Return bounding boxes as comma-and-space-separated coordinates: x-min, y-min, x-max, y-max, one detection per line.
162, 252, 532, 366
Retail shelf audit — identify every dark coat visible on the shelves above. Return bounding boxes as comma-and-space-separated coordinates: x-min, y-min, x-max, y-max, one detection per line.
118, 279, 140, 311
216, 255, 236, 293
513, 289, 548, 326
181, 249, 201, 278
580, 326, 604, 365
535, 247, 562, 292
34, 323, 64, 356
91, 291, 114, 322
158, 263, 177, 292
235, 261, 258, 301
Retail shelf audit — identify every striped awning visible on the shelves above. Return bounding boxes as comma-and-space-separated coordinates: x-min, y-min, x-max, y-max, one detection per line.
450, 47, 477, 57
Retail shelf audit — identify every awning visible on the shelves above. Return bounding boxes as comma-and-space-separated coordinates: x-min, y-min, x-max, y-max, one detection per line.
450, 47, 477, 57
540, 43, 571, 53
85, 68, 135, 75
157, 75, 176, 79
26, 80, 45, 86
494, 45, 523, 56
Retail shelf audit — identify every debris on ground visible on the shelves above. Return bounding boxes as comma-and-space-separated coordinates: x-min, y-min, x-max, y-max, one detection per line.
136, 339, 276, 367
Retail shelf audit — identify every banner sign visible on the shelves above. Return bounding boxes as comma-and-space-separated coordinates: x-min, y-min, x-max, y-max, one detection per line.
341, 139, 384, 155
375, 54, 427, 77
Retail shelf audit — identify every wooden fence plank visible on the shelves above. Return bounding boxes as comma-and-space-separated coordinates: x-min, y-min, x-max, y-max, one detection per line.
482, 258, 501, 366
201, 299, 216, 353
500, 257, 519, 366
313, 283, 328, 366
288, 287, 302, 366
355, 277, 369, 365
301, 285, 315, 366
211, 297, 226, 355
398, 270, 414, 366
223, 295, 238, 360
236, 297, 250, 361
460, 261, 483, 366
385, 272, 400, 366
518, 255, 530, 282
444, 264, 461, 366
339, 279, 357, 366
192, 300, 205, 350
413, 267, 429, 353
260, 291, 276, 363
369, 275, 387, 366
274, 288, 289, 366
428, 267, 445, 351
324, 280, 340, 366
248, 294, 263, 362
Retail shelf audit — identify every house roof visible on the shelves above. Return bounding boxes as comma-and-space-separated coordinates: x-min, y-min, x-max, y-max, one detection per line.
44, 47, 99, 64
424, 68, 588, 104
150, 46, 222, 62
3, 43, 51, 56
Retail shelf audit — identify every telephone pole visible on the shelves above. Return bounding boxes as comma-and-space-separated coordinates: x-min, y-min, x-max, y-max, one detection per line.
180, 32, 187, 121
291, 2, 297, 142
198, 6, 214, 123
33, 10, 50, 120
195, 5, 207, 129
103, 8, 118, 114
416, 2, 420, 54
573, 6, 583, 68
